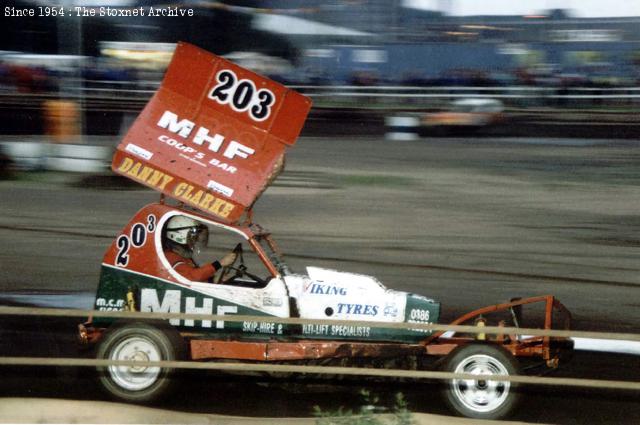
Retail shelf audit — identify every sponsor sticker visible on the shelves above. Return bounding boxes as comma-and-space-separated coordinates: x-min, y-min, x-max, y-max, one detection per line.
263, 296, 283, 307
125, 143, 154, 160
383, 304, 399, 317
95, 298, 125, 311
207, 180, 234, 197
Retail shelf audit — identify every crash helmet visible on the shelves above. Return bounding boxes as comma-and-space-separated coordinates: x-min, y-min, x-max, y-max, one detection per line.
165, 215, 209, 256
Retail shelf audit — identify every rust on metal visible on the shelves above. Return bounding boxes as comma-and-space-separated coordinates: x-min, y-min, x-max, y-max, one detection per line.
190, 339, 424, 361
191, 340, 268, 361
77, 323, 104, 346
422, 295, 572, 362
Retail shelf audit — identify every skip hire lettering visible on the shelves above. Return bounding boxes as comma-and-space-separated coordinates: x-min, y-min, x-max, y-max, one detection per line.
242, 321, 277, 334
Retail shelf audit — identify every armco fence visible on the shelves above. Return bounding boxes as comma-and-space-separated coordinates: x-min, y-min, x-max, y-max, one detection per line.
1, 305, 639, 391
293, 85, 640, 110
2, 82, 639, 138
2, 81, 640, 112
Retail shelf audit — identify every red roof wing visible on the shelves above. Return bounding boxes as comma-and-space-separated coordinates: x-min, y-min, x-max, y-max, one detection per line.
112, 42, 312, 223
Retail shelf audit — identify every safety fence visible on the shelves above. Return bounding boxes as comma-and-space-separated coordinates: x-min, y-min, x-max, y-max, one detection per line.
2, 81, 640, 111
1, 305, 639, 392
293, 85, 640, 110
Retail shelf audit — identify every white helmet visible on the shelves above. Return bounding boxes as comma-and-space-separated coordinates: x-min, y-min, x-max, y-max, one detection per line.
165, 216, 209, 254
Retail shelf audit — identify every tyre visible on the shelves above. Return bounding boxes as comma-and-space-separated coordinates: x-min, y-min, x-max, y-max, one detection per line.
442, 344, 520, 420
96, 322, 184, 403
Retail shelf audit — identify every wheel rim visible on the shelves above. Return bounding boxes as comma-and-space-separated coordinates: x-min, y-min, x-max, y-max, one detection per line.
108, 336, 162, 392
451, 353, 510, 414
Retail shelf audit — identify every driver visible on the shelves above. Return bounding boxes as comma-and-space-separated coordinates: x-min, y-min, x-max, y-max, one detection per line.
162, 215, 237, 282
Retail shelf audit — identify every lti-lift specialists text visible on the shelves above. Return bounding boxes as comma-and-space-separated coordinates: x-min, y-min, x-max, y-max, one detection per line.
5, 6, 195, 17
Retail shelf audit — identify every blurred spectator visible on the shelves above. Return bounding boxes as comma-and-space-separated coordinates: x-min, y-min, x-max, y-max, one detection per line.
0, 146, 14, 180
7, 64, 50, 93
349, 70, 379, 86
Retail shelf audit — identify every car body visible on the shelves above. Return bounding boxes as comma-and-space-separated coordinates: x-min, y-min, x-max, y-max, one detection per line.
423, 98, 505, 132
87, 203, 441, 343
79, 201, 572, 420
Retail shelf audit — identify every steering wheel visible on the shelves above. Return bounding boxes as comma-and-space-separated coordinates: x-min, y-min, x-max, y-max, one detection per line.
214, 243, 243, 284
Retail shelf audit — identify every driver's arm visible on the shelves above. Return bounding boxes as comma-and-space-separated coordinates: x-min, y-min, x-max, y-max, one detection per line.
174, 262, 218, 282
172, 251, 238, 283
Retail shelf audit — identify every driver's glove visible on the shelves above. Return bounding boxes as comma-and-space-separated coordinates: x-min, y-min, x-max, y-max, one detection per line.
219, 252, 238, 267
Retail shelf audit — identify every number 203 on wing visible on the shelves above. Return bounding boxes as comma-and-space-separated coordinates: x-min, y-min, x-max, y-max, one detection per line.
208, 69, 275, 122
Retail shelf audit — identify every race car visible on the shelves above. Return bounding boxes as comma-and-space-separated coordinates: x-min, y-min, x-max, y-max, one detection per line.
77, 42, 572, 420
422, 98, 505, 134
78, 200, 572, 420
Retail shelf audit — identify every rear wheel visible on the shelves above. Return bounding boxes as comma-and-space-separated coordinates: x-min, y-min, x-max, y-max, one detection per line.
96, 322, 184, 403
442, 344, 520, 420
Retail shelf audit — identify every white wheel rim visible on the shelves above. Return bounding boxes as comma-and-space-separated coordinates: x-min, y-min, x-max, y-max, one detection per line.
451, 354, 510, 413
108, 336, 162, 391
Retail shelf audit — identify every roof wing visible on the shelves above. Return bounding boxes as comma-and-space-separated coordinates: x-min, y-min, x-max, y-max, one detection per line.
112, 42, 312, 223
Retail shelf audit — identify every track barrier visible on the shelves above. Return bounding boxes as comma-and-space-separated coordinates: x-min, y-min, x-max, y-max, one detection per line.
2, 84, 640, 113
0, 305, 638, 392
45, 143, 111, 173
0, 142, 48, 170
384, 115, 421, 141
0, 142, 111, 172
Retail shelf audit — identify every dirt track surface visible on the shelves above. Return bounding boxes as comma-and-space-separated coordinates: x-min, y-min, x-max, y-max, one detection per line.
0, 398, 539, 425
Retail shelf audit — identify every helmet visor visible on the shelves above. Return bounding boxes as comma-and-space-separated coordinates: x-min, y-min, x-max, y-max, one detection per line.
187, 225, 209, 256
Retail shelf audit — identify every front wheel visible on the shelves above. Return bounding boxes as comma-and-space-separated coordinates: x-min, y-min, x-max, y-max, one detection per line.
96, 322, 184, 403
442, 344, 520, 420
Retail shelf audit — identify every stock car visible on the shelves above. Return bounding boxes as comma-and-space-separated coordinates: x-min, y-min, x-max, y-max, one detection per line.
78, 201, 572, 420
77, 42, 572, 420
422, 98, 505, 134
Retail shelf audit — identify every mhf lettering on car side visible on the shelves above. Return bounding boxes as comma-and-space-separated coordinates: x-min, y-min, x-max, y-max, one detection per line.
140, 288, 238, 328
